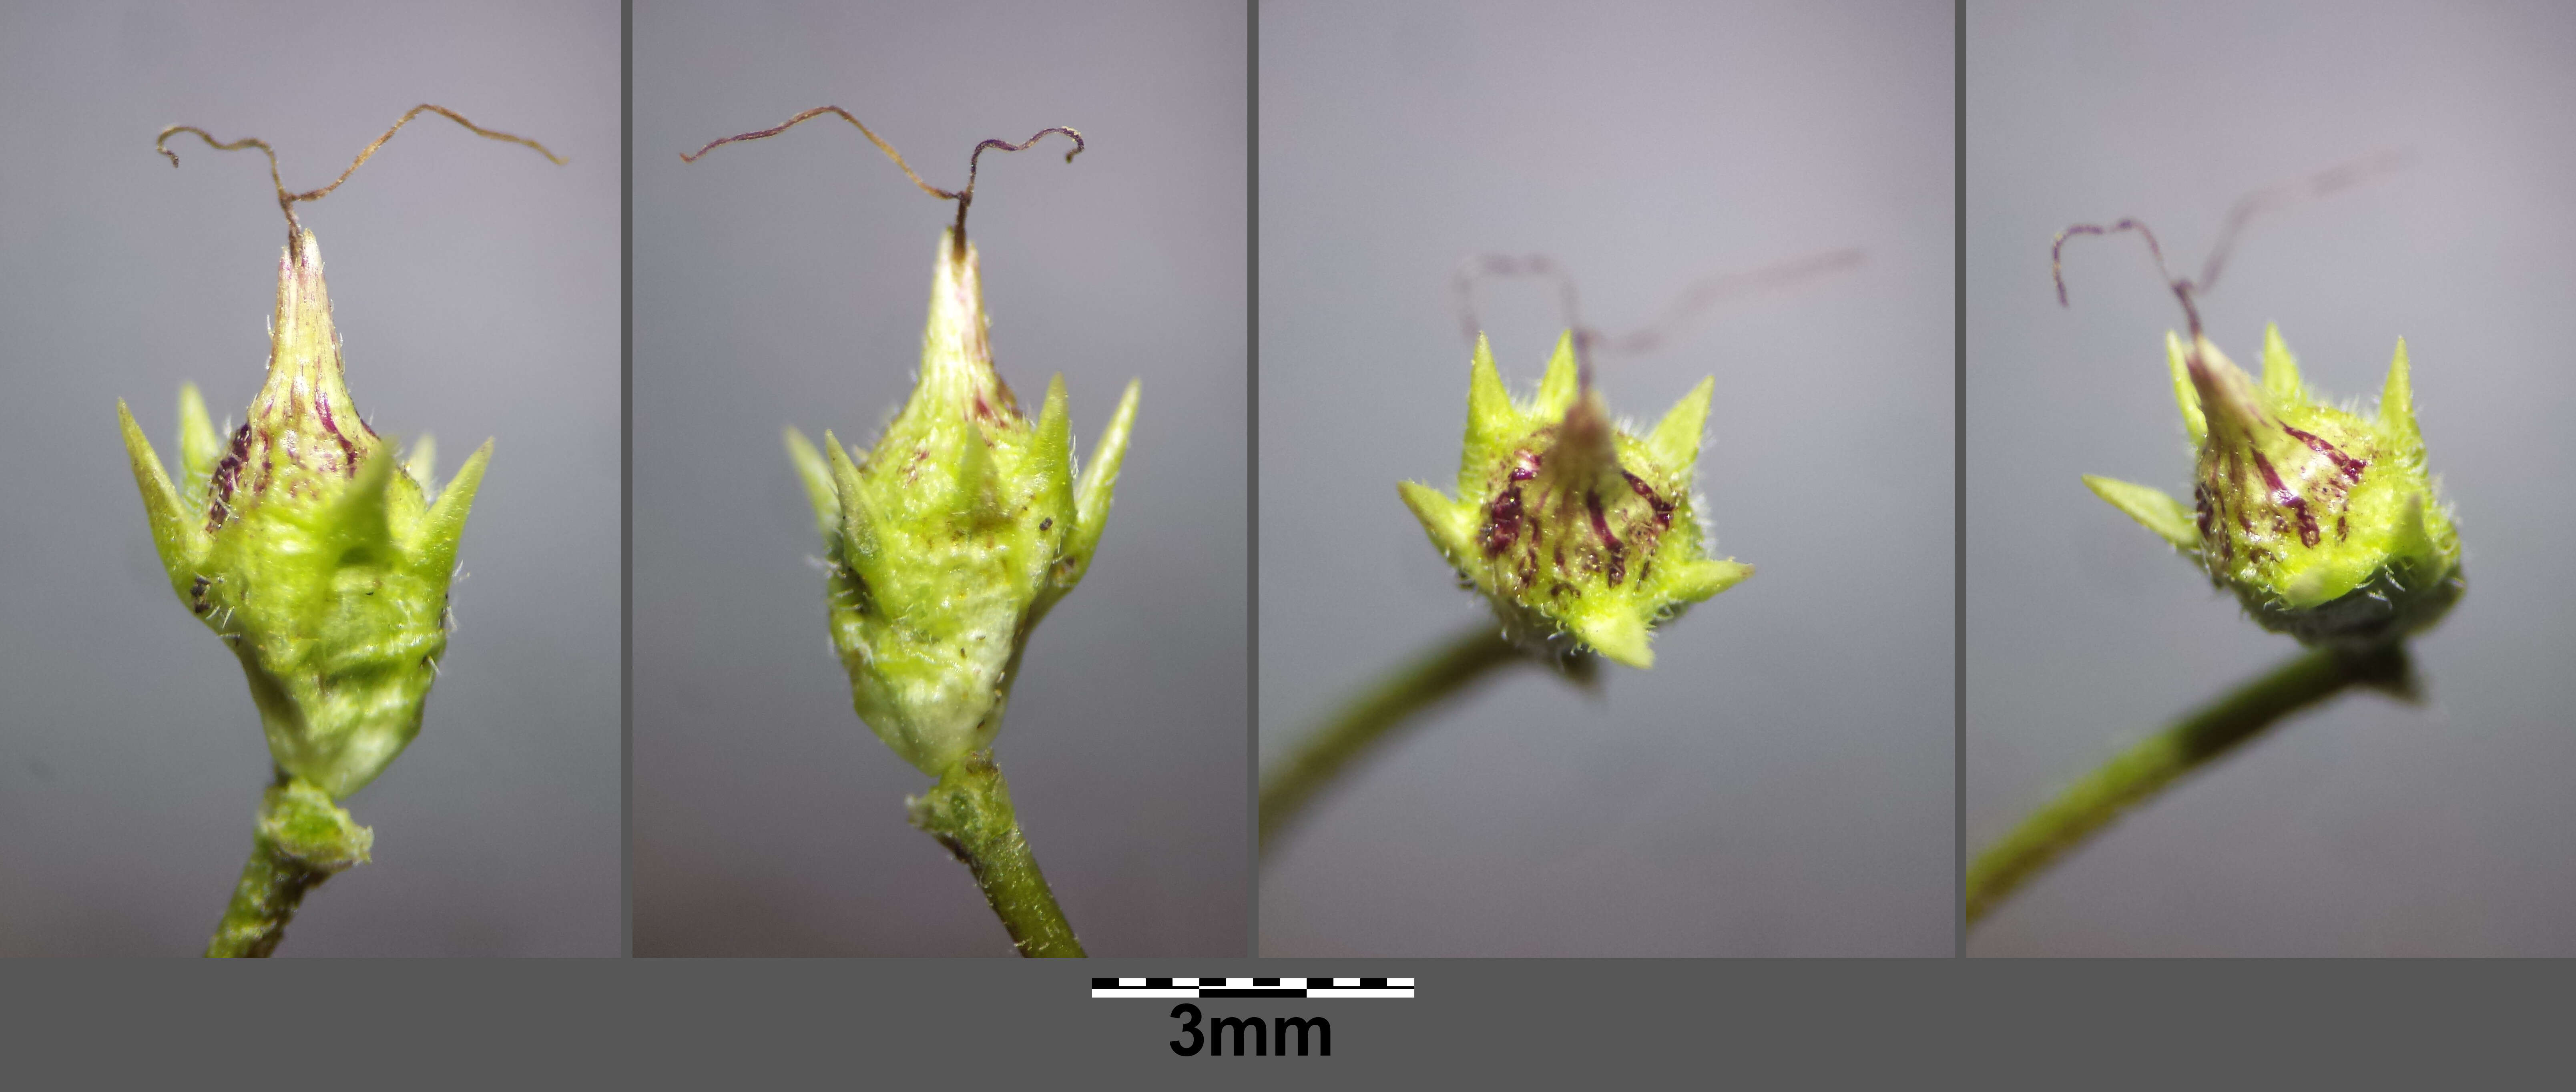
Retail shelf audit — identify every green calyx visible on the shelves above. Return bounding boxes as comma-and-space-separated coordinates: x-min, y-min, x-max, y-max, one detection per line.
2085, 325, 2462, 646
787, 229, 1140, 777
1400, 330, 1751, 668
119, 229, 490, 799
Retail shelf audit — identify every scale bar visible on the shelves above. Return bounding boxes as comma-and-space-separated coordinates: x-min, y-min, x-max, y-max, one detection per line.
1090, 977, 1416, 999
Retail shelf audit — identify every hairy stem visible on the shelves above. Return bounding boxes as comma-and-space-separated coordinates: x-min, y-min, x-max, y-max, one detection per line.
205, 775, 372, 958
909, 752, 1084, 958
1967, 641, 2412, 927
1260, 626, 1528, 855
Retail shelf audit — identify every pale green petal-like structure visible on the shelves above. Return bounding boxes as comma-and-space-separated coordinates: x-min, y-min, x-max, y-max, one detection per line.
2088, 324, 2462, 645
789, 230, 1138, 777
1400, 331, 1750, 668
120, 230, 488, 799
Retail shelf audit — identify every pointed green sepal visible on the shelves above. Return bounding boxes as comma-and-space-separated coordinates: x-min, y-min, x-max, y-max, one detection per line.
784, 426, 841, 538
1029, 375, 1076, 520
403, 434, 440, 497
1459, 334, 1515, 487
818, 428, 886, 586
2260, 323, 2302, 399
317, 432, 405, 574
1646, 376, 1716, 481
2380, 337, 2417, 447
1397, 479, 1475, 564
413, 439, 491, 583
177, 383, 223, 506
1071, 377, 1140, 566
1664, 557, 1755, 604
2082, 474, 2200, 552
949, 406, 1006, 523
118, 398, 205, 596
1574, 612, 1653, 670
1533, 329, 1581, 418
1464, 335, 1512, 441
2165, 330, 2209, 446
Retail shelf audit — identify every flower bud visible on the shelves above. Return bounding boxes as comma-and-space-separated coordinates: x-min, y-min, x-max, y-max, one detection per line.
119, 229, 489, 799
787, 229, 1139, 777
1399, 331, 1751, 668
2084, 325, 2462, 645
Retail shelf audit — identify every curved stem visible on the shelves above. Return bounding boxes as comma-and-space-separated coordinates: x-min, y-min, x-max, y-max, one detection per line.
205, 775, 371, 958
1967, 641, 2412, 927
909, 752, 1085, 957
1260, 625, 1529, 855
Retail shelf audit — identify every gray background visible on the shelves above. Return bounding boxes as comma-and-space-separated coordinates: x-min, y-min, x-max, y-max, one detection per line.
630, 1, 1248, 956
1969, 0, 2576, 954
0, 2, 621, 955
1259, 0, 1954, 956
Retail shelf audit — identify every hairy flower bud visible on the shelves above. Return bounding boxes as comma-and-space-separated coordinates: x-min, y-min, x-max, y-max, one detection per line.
787, 230, 1139, 777
119, 229, 490, 799
2084, 325, 2461, 645
1399, 331, 1751, 668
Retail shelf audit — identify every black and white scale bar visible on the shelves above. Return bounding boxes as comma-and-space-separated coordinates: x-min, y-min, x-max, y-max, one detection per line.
1090, 977, 1415, 999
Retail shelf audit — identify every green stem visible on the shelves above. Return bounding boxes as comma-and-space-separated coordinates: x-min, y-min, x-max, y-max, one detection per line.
1966, 641, 2411, 927
1260, 625, 1528, 855
909, 751, 1085, 958
205, 775, 372, 958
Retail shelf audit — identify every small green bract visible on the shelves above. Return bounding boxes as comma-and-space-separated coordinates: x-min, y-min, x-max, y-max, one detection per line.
119, 230, 488, 799
1400, 331, 1751, 668
787, 230, 1139, 777
2085, 325, 2462, 645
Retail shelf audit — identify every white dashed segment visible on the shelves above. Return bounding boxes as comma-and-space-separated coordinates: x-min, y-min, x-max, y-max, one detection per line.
1090, 977, 1415, 999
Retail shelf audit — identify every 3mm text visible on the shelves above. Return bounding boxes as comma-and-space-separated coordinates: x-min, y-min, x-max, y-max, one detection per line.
1168, 1003, 1331, 1056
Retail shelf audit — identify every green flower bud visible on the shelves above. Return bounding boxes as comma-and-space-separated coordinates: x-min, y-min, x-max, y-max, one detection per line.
786, 229, 1140, 777
119, 230, 490, 799
1399, 331, 1751, 668
2084, 325, 2462, 645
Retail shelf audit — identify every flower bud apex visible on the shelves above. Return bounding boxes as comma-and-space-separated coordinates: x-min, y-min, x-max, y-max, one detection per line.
787, 229, 1139, 777
2084, 325, 2462, 645
1400, 331, 1751, 668
119, 229, 489, 798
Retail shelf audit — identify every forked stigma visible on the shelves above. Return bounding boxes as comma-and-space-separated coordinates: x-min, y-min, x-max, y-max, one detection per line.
2052, 149, 2411, 342
681, 106, 1082, 247
158, 104, 564, 242
1452, 247, 1864, 392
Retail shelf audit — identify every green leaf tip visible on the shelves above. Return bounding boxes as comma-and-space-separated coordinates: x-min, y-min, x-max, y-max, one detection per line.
2260, 322, 2302, 399
413, 438, 492, 584
790, 229, 1141, 777
402, 434, 439, 496
119, 397, 205, 599
1407, 331, 1749, 668
2379, 336, 2416, 444
1070, 376, 1140, 576
1645, 375, 1716, 475
2164, 330, 2208, 446
1533, 329, 1581, 418
2082, 474, 2200, 552
177, 383, 222, 502
784, 426, 841, 538
120, 228, 488, 799
2101, 327, 2461, 646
